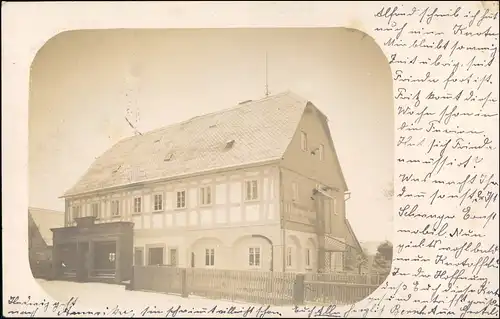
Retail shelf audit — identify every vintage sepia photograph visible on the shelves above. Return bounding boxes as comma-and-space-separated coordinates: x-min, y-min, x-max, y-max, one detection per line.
28, 28, 394, 308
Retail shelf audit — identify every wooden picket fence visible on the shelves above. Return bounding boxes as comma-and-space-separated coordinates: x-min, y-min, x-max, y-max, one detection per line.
132, 266, 383, 305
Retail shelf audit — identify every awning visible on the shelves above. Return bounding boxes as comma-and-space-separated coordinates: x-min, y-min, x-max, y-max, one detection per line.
324, 235, 347, 252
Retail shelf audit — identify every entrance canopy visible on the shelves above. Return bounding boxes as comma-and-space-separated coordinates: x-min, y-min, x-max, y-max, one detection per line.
51, 216, 133, 283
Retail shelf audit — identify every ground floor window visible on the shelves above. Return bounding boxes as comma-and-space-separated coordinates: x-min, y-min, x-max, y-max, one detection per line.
205, 248, 215, 266
148, 247, 164, 266
305, 248, 311, 268
249, 247, 261, 267
169, 248, 178, 266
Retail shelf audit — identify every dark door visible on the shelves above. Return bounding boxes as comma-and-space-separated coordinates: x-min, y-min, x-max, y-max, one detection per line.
77, 242, 90, 281
148, 247, 164, 266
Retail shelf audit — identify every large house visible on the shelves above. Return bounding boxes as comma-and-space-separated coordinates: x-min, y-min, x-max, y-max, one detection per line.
52, 91, 363, 283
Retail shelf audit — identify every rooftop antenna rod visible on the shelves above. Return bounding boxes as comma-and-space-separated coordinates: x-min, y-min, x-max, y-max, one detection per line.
125, 34, 143, 136
264, 51, 270, 97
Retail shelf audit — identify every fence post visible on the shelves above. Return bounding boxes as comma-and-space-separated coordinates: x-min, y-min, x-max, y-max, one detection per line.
181, 268, 189, 298
293, 273, 305, 305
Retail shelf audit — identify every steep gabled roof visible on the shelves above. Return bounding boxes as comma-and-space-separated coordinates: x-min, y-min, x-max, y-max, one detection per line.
63, 91, 348, 197
64, 91, 306, 197
28, 207, 65, 246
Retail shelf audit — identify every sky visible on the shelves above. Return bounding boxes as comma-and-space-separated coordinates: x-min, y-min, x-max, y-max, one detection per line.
29, 28, 394, 243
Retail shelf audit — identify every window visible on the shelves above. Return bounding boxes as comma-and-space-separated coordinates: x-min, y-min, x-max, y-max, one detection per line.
148, 247, 164, 266
153, 193, 163, 212
205, 248, 215, 266
319, 144, 324, 160
72, 205, 81, 219
111, 200, 120, 217
133, 196, 142, 214
245, 180, 259, 201
305, 248, 311, 268
286, 247, 293, 267
300, 131, 307, 151
134, 248, 144, 266
91, 203, 100, 219
292, 182, 299, 201
248, 247, 261, 267
169, 248, 178, 266
176, 190, 186, 209
200, 186, 212, 206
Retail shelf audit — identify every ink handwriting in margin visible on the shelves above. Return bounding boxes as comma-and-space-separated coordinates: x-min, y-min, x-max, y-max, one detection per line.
371, 4, 499, 318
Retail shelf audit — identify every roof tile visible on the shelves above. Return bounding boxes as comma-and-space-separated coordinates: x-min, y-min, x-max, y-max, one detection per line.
64, 91, 309, 197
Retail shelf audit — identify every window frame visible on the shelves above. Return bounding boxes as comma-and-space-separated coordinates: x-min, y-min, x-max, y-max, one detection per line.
111, 199, 121, 217
175, 189, 187, 210
133, 196, 143, 214
169, 247, 178, 266
300, 131, 308, 151
205, 248, 215, 267
305, 248, 312, 269
244, 179, 259, 202
248, 246, 262, 268
286, 246, 294, 268
153, 192, 164, 212
148, 246, 165, 266
199, 185, 213, 207
91, 202, 100, 219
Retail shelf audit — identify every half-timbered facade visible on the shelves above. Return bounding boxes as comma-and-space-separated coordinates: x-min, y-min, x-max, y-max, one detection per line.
54, 91, 362, 282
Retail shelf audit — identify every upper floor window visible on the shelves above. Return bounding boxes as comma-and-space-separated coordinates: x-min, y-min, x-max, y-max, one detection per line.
245, 180, 259, 201
91, 203, 100, 219
176, 190, 186, 209
153, 193, 163, 212
248, 247, 261, 267
111, 200, 120, 217
319, 144, 324, 161
72, 205, 81, 219
292, 182, 299, 201
205, 248, 215, 266
134, 196, 142, 214
200, 186, 212, 206
300, 131, 307, 151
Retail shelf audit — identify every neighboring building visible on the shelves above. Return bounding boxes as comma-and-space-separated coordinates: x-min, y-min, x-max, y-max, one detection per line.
53, 91, 362, 283
28, 207, 64, 277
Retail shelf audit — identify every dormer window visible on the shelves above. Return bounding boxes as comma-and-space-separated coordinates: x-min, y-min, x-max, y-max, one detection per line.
164, 153, 174, 162
225, 139, 235, 150
112, 165, 122, 174
300, 131, 307, 151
